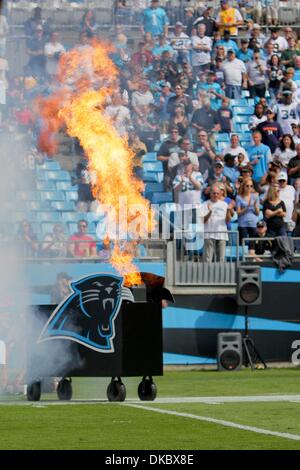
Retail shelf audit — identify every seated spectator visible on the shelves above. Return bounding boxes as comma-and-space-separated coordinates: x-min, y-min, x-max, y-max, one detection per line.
202, 184, 232, 262
248, 220, 273, 261
193, 129, 216, 179
274, 90, 300, 135
168, 103, 189, 137
256, 108, 283, 154
132, 41, 153, 69
217, 96, 233, 133
281, 37, 300, 69
223, 153, 240, 184
236, 178, 260, 242
173, 158, 203, 207
79, 10, 98, 38
290, 122, 300, 145
177, 63, 195, 96
68, 220, 97, 257
248, 103, 267, 131
278, 69, 297, 100
154, 50, 178, 87
50, 272, 72, 304
167, 83, 193, 117
277, 172, 297, 233
246, 50, 267, 98
44, 31, 65, 79
222, 49, 247, 99
191, 98, 220, 134
41, 224, 67, 258
168, 138, 199, 179
288, 142, 300, 184
214, 30, 239, 55
15, 219, 39, 257
248, 130, 271, 183
263, 184, 287, 237
248, 23, 266, 50
274, 134, 296, 169
222, 134, 248, 162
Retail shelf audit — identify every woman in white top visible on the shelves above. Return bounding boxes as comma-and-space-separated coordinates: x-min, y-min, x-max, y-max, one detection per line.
273, 134, 296, 168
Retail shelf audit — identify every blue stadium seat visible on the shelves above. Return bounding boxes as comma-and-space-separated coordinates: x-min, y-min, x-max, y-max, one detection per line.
145, 182, 164, 194
143, 171, 163, 183
216, 142, 228, 152
41, 222, 59, 235
230, 98, 247, 107
36, 181, 56, 191
46, 171, 71, 181
36, 212, 61, 223
36, 170, 47, 181
241, 90, 250, 98
64, 191, 78, 202
26, 201, 51, 211
215, 133, 230, 143
51, 201, 76, 212
239, 123, 252, 132
233, 106, 254, 115
56, 181, 73, 191
232, 116, 249, 124
13, 211, 38, 222
39, 160, 61, 171
151, 192, 173, 204
16, 191, 40, 201
40, 191, 65, 202
247, 99, 255, 106
142, 152, 157, 162
61, 212, 87, 223
143, 161, 163, 172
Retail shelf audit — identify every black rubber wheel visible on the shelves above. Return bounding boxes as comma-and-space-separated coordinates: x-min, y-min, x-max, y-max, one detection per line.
27, 381, 41, 401
57, 378, 72, 401
138, 378, 157, 401
106, 379, 126, 402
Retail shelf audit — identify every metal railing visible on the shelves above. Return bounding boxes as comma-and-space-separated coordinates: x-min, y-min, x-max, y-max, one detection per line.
242, 236, 300, 261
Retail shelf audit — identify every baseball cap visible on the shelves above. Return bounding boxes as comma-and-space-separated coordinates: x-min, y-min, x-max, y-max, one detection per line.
160, 80, 171, 88
175, 21, 183, 27
252, 23, 261, 30
282, 89, 293, 96
266, 108, 274, 114
290, 119, 299, 127
257, 220, 266, 228
241, 38, 249, 44
278, 172, 287, 181
214, 160, 224, 167
227, 49, 235, 54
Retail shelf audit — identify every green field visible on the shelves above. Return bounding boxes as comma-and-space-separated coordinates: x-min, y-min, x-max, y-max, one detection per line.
1, 368, 300, 450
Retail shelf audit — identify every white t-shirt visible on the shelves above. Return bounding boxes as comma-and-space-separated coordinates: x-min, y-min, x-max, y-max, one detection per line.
202, 200, 229, 240
279, 184, 296, 223
273, 148, 296, 167
105, 105, 131, 137
222, 58, 246, 86
44, 42, 66, 75
169, 32, 191, 51
275, 102, 300, 134
222, 145, 249, 162
191, 36, 212, 66
131, 90, 154, 110
248, 114, 267, 130
264, 36, 288, 54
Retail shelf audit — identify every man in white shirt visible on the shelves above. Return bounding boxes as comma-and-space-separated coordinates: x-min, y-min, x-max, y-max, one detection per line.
131, 81, 154, 117
173, 159, 203, 207
191, 23, 212, 75
168, 138, 199, 177
202, 183, 232, 262
222, 134, 249, 162
278, 172, 296, 232
44, 31, 65, 78
274, 90, 300, 135
222, 49, 247, 99
168, 21, 191, 65
264, 27, 288, 56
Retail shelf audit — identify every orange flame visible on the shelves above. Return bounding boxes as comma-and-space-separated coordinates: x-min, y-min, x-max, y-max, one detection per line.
36, 40, 154, 285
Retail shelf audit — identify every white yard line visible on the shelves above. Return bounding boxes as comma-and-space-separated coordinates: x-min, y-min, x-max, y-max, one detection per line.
124, 403, 300, 442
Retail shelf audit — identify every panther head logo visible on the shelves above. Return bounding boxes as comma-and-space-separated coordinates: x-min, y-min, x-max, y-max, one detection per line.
38, 274, 134, 353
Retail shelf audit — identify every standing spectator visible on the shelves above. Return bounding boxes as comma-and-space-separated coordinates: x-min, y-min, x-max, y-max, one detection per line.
273, 134, 296, 169
197, 71, 224, 111
256, 108, 283, 154
215, 0, 243, 37
292, 195, 300, 251
26, 25, 46, 78
184, 7, 195, 37
44, 31, 65, 79
167, 83, 193, 117
169, 104, 189, 137
168, 22, 191, 65
68, 220, 97, 258
152, 34, 173, 60
264, 28, 288, 55
173, 159, 203, 207
222, 50, 247, 99
0, 11, 9, 58
288, 142, 300, 184
246, 50, 267, 98
15, 219, 39, 257
191, 98, 220, 134
71, 159, 95, 212
281, 37, 300, 69
80, 10, 98, 38
105, 93, 132, 137
193, 129, 216, 179
223, 153, 240, 184
204, 160, 234, 199
140, 0, 169, 38
131, 81, 154, 117
128, 129, 147, 179
132, 41, 153, 69
190, 24, 212, 76
157, 127, 182, 189
24, 7, 51, 38
134, 104, 159, 152
168, 138, 199, 178
214, 30, 239, 55
203, 184, 232, 262
154, 80, 175, 132
193, 7, 217, 38
290, 122, 300, 145
263, 184, 287, 236
267, 54, 284, 100
248, 130, 271, 182
222, 134, 248, 162
277, 172, 296, 233
217, 96, 233, 133
237, 39, 253, 64
248, 103, 267, 131
236, 179, 260, 241
41, 224, 67, 258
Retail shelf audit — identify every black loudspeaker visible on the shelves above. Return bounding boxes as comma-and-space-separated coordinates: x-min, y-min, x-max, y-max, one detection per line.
237, 266, 262, 306
217, 332, 243, 371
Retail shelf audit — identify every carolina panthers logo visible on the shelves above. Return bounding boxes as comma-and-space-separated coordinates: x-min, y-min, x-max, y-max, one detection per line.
38, 274, 134, 353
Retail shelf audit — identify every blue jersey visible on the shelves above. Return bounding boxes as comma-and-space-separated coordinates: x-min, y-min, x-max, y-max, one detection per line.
248, 144, 271, 182
197, 82, 224, 110
141, 7, 169, 36
236, 48, 253, 63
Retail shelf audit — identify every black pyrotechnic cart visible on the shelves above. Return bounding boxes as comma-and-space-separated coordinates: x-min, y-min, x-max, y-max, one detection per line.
26, 272, 173, 402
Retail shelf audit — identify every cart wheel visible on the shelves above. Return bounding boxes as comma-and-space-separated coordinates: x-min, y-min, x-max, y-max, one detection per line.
138, 377, 157, 401
57, 378, 72, 401
27, 381, 41, 401
107, 378, 126, 402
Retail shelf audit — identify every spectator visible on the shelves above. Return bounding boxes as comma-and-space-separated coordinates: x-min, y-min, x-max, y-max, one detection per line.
155, 50, 178, 87
193, 7, 217, 38
133, 104, 159, 152
50, 272, 72, 304
127, 128, 147, 179
44, 31, 65, 79
140, 0, 169, 38
263, 41, 276, 62
259, 170, 279, 202
236, 178, 260, 242
26, 25, 46, 77
246, 50, 267, 98
15, 219, 39, 257
223, 153, 240, 184
215, 0, 243, 37
217, 96, 233, 133
157, 127, 182, 189
105, 93, 132, 137
248, 130, 271, 183
168, 138, 199, 178
222, 50, 247, 99
278, 68, 297, 100
41, 224, 67, 258
290, 122, 300, 145
203, 184, 232, 262
152, 34, 173, 60
184, 7, 195, 37
197, 71, 224, 111
237, 39, 253, 64
256, 108, 283, 154
68, 219, 97, 258
0, 11, 9, 57
169, 104, 189, 137
273, 134, 296, 169
191, 98, 220, 134
24, 7, 51, 38
205, 160, 234, 198
288, 142, 300, 184
154, 80, 175, 132
248, 23, 266, 50
190, 24, 212, 76
214, 30, 239, 55
173, 158, 203, 207
222, 134, 248, 162
132, 41, 153, 68
248, 220, 273, 261
277, 172, 297, 233
263, 184, 287, 237
80, 10, 98, 38
168, 21, 191, 65
193, 129, 216, 179
71, 159, 95, 212
281, 37, 300, 69
131, 81, 154, 117
264, 28, 288, 55
267, 54, 284, 100
167, 83, 193, 117
292, 195, 300, 251
248, 103, 267, 131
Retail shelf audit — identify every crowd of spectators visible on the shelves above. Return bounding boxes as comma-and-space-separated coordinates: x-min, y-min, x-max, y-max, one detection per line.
2, 0, 300, 260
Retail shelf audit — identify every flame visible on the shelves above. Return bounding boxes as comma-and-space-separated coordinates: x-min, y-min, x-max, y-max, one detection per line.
36, 40, 154, 285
